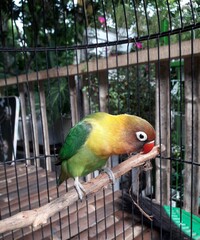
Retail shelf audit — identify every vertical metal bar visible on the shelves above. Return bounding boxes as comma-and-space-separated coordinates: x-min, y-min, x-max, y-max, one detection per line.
103, 188, 108, 239
94, 194, 99, 239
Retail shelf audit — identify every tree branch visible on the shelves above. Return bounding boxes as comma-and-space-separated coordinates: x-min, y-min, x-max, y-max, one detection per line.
0, 145, 165, 233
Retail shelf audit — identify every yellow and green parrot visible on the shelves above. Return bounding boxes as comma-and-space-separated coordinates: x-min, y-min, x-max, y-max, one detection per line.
56, 112, 155, 199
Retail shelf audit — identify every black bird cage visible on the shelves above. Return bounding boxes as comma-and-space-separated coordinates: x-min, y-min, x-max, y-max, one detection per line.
0, 0, 200, 239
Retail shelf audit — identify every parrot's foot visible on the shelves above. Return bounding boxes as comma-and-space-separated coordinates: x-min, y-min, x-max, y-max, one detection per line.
101, 167, 115, 184
74, 177, 86, 201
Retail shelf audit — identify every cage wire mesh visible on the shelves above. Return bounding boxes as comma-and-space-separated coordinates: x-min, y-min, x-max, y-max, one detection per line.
0, 0, 200, 239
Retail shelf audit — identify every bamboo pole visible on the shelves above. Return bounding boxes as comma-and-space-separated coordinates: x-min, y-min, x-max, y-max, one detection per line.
155, 61, 171, 205
69, 76, 79, 126
82, 75, 90, 116
19, 84, 31, 165
0, 145, 164, 233
184, 56, 200, 214
38, 82, 51, 171
99, 69, 108, 113
29, 83, 40, 167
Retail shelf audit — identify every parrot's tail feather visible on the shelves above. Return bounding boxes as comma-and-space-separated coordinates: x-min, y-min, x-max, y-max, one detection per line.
57, 169, 70, 187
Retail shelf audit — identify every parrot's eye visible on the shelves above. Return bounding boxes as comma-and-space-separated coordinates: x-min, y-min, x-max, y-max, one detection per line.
136, 131, 148, 142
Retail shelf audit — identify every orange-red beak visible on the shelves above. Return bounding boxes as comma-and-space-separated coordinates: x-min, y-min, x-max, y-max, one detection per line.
142, 140, 155, 154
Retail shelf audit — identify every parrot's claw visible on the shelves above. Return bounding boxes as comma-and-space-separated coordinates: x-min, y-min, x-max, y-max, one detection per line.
74, 177, 86, 201
101, 167, 115, 184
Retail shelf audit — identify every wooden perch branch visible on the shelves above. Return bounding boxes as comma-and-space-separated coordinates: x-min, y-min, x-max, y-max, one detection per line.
0, 145, 165, 234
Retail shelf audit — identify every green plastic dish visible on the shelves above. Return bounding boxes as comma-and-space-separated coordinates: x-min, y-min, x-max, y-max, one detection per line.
164, 206, 200, 240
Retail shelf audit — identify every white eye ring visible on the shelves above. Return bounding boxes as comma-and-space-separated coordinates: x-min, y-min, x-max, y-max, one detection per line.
136, 131, 148, 142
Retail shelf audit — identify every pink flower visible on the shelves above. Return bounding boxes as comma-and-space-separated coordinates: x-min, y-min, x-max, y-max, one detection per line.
135, 42, 142, 49
98, 16, 106, 25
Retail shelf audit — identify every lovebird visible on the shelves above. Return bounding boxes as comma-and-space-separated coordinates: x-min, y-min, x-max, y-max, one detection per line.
56, 112, 155, 200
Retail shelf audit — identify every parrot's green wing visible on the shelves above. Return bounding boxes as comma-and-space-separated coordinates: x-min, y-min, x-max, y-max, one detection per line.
57, 120, 92, 164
